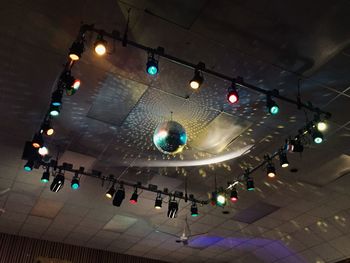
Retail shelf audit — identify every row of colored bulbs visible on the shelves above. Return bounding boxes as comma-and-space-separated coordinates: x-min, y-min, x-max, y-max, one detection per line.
68, 34, 280, 115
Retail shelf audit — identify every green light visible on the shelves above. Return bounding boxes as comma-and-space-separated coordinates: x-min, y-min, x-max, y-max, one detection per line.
191, 213, 199, 217
270, 105, 279, 115
41, 178, 49, 183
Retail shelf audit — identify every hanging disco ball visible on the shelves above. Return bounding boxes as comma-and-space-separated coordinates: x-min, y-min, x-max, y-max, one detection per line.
153, 121, 187, 154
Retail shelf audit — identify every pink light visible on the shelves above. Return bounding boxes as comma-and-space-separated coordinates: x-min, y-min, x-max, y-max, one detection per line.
228, 93, 238, 104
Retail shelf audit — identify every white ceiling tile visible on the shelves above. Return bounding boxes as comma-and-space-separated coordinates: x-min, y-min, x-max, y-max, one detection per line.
329, 234, 350, 255
310, 242, 345, 262
30, 198, 64, 219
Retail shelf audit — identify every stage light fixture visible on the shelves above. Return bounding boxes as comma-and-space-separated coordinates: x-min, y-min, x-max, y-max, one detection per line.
227, 82, 239, 104
289, 139, 304, 153
69, 41, 84, 61
230, 188, 238, 203
41, 167, 50, 183
146, 53, 158, 75
41, 120, 54, 136
154, 192, 162, 209
32, 133, 43, 149
317, 121, 327, 132
94, 35, 107, 56
50, 172, 65, 192
24, 160, 34, 172
216, 193, 226, 206
49, 105, 60, 117
71, 174, 80, 190
167, 197, 178, 218
105, 185, 116, 199
266, 96, 279, 115
51, 89, 63, 107
189, 69, 203, 90
38, 146, 49, 156
279, 151, 289, 168
246, 177, 255, 191
267, 162, 276, 178
113, 184, 125, 207
130, 189, 138, 204
313, 130, 323, 144
191, 202, 199, 217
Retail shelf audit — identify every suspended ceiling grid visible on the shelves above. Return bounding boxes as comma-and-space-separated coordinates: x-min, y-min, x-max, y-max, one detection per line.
0, 0, 350, 263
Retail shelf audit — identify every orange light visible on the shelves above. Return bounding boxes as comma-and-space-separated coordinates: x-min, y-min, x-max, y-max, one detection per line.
69, 54, 80, 61
32, 142, 40, 148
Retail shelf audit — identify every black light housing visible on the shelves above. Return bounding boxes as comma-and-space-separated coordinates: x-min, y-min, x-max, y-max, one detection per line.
154, 192, 162, 209
41, 120, 54, 136
69, 41, 84, 61
146, 53, 159, 75
190, 202, 198, 217
267, 162, 276, 178
279, 151, 289, 168
105, 185, 116, 199
51, 89, 63, 107
189, 69, 204, 90
167, 197, 178, 218
71, 175, 80, 190
41, 168, 50, 183
130, 189, 138, 204
266, 96, 279, 115
230, 188, 238, 202
246, 177, 255, 191
227, 82, 239, 104
312, 130, 324, 144
24, 160, 34, 172
50, 172, 65, 192
32, 133, 44, 149
94, 35, 107, 56
113, 184, 125, 207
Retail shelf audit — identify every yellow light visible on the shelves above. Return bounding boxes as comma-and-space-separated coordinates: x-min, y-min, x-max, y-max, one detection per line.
105, 193, 112, 199
155, 206, 161, 210
190, 80, 200, 90
95, 43, 106, 56
46, 128, 54, 136
268, 172, 276, 178
317, 121, 327, 131
69, 54, 80, 61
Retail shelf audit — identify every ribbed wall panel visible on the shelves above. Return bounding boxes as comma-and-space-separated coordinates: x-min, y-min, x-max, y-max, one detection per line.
0, 233, 164, 263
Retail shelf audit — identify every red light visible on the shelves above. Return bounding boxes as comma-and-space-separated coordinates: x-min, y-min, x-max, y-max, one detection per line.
130, 199, 137, 204
230, 197, 238, 203
228, 93, 238, 104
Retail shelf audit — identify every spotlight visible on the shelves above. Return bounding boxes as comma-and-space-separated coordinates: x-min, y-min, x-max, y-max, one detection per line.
72, 79, 81, 90
94, 35, 107, 56
105, 185, 116, 199
230, 188, 238, 203
227, 82, 239, 104
146, 53, 158, 75
279, 151, 289, 168
246, 177, 255, 191
317, 121, 327, 132
69, 41, 84, 61
189, 69, 203, 90
286, 138, 304, 153
216, 193, 226, 206
167, 197, 178, 218
51, 89, 63, 107
38, 146, 49, 156
41, 120, 54, 136
24, 160, 34, 172
41, 168, 50, 183
71, 174, 80, 190
50, 172, 65, 192
313, 130, 323, 144
113, 184, 125, 207
266, 96, 279, 115
154, 192, 162, 209
32, 133, 43, 149
267, 162, 276, 178
190, 202, 199, 217
49, 105, 60, 117
130, 189, 138, 204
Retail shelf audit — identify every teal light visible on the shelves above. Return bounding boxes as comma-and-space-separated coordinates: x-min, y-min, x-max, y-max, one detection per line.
191, 213, 199, 217
314, 137, 323, 144
24, 166, 32, 172
147, 65, 158, 75
270, 105, 279, 115
247, 187, 255, 191
41, 178, 49, 183
71, 183, 79, 190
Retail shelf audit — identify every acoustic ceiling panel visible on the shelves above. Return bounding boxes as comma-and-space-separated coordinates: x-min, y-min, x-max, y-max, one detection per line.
232, 201, 280, 224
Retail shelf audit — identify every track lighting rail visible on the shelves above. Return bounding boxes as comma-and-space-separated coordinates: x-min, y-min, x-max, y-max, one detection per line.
80, 24, 330, 118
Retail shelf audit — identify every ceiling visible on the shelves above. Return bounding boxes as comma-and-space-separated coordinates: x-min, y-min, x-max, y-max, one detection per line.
0, 0, 350, 262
